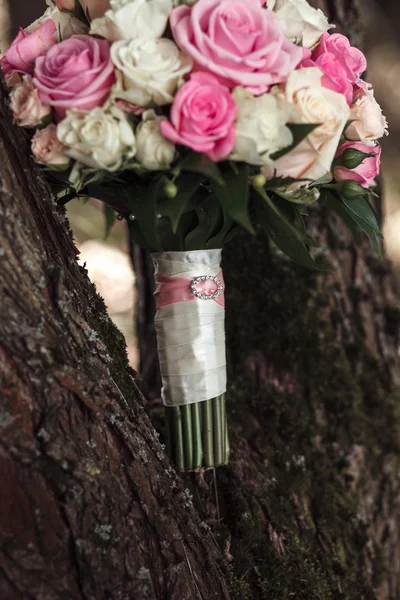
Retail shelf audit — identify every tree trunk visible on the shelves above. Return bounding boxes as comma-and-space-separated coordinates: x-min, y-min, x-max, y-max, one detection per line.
130, 244, 161, 401
133, 1, 400, 598
0, 83, 230, 598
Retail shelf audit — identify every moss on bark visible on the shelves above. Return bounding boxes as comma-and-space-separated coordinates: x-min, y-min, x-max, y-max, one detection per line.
220, 232, 400, 599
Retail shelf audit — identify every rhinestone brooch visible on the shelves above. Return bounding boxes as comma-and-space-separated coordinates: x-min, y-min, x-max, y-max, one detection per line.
191, 275, 223, 301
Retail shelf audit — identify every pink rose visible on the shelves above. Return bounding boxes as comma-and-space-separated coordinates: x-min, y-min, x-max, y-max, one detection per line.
0, 20, 57, 79
313, 33, 366, 83
301, 54, 353, 104
301, 33, 367, 104
170, 0, 304, 94
31, 124, 69, 166
33, 35, 115, 120
334, 141, 381, 188
160, 72, 237, 161
10, 75, 51, 128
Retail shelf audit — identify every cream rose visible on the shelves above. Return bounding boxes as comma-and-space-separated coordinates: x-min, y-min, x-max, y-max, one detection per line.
10, 75, 51, 128
90, 0, 172, 42
111, 38, 192, 106
57, 105, 136, 171
26, 0, 89, 39
267, 0, 331, 48
55, 0, 75, 10
136, 110, 176, 170
265, 68, 350, 182
231, 87, 292, 165
31, 124, 69, 166
346, 88, 388, 146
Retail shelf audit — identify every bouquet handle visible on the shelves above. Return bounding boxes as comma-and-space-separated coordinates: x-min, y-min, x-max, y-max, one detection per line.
152, 250, 229, 470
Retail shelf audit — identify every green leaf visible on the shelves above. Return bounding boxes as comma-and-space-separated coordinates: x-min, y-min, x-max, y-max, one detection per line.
43, 166, 72, 184
335, 194, 382, 257
324, 181, 367, 200
324, 190, 382, 257
127, 218, 152, 250
103, 204, 116, 240
157, 211, 195, 251
271, 194, 298, 223
365, 229, 382, 257
324, 192, 361, 243
265, 176, 309, 190
213, 163, 254, 234
344, 209, 381, 257
229, 161, 240, 176
179, 151, 225, 186
271, 123, 321, 161
185, 195, 223, 251
206, 204, 235, 249
129, 178, 164, 251
88, 180, 163, 251
157, 173, 204, 233
87, 183, 131, 215
339, 194, 382, 236
254, 188, 319, 270
273, 186, 320, 205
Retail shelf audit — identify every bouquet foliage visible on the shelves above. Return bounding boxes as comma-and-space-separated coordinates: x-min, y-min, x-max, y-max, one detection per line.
2, 0, 388, 469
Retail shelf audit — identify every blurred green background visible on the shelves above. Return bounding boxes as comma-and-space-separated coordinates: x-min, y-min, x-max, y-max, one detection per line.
1, 0, 399, 368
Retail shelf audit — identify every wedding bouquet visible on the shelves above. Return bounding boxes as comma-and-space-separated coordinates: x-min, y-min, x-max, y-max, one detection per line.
2, 0, 387, 470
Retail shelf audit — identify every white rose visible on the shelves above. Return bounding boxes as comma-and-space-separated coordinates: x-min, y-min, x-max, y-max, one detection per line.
231, 87, 293, 165
264, 68, 350, 183
57, 105, 136, 171
346, 88, 388, 146
25, 0, 89, 39
136, 110, 176, 170
267, 0, 331, 48
10, 75, 51, 128
111, 38, 192, 106
31, 124, 69, 166
90, 0, 172, 42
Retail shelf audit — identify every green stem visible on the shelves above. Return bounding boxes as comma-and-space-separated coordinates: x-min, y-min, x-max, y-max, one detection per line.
181, 404, 193, 471
170, 406, 185, 471
220, 393, 228, 465
191, 402, 203, 470
225, 405, 231, 464
212, 396, 224, 467
166, 396, 230, 470
202, 399, 214, 468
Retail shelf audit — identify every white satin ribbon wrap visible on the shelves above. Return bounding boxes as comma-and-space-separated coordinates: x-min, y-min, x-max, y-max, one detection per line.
152, 250, 227, 407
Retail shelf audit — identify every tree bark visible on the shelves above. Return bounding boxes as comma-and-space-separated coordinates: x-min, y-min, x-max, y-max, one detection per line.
2, 0, 400, 598
133, 1, 400, 598
0, 83, 230, 599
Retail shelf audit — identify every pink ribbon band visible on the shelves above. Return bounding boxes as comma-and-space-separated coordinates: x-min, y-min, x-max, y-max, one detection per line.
155, 272, 225, 309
